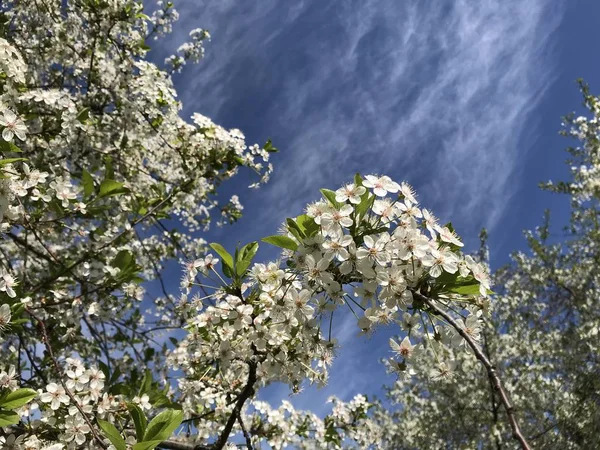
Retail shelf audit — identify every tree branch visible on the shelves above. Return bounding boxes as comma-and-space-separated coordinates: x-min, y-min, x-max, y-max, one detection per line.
212, 361, 257, 450
413, 291, 532, 450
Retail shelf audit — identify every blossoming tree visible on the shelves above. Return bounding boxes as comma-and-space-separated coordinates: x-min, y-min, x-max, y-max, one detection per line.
0, 1, 552, 449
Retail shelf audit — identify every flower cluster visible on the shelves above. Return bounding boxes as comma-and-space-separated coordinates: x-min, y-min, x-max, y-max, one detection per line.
171, 173, 490, 445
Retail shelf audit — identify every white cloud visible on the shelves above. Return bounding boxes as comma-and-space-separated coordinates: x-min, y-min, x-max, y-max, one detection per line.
156, 0, 565, 410
165, 0, 562, 242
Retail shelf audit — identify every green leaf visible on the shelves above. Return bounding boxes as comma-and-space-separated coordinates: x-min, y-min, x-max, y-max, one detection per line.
143, 409, 183, 442
9, 318, 28, 326
236, 241, 259, 276
286, 218, 305, 240
434, 274, 486, 296
132, 441, 164, 450
127, 402, 148, 441
109, 382, 130, 396
209, 243, 234, 276
355, 192, 374, 221
98, 419, 127, 450
445, 279, 479, 295
0, 140, 22, 153
443, 222, 456, 234
354, 172, 363, 186
324, 418, 341, 446
447, 283, 481, 295
76, 107, 90, 123
10, 302, 24, 317
81, 169, 94, 199
0, 157, 27, 166
263, 139, 278, 153
320, 188, 344, 209
295, 214, 320, 238
147, 390, 174, 408
0, 409, 19, 427
99, 179, 129, 198
104, 156, 115, 180
109, 365, 122, 386
98, 361, 110, 381
222, 263, 233, 279
0, 388, 37, 409
139, 369, 153, 395
112, 250, 134, 271
262, 235, 298, 251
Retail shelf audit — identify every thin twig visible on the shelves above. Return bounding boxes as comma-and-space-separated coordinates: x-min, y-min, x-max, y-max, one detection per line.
237, 411, 254, 450
26, 308, 108, 449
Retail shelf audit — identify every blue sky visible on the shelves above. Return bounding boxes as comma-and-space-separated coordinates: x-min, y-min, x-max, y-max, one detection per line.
149, 0, 600, 415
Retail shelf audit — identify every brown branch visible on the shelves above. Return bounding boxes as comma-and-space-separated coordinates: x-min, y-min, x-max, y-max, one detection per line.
157, 441, 209, 450
413, 291, 532, 450
212, 361, 257, 450
483, 329, 502, 450
152, 362, 257, 450
237, 411, 254, 450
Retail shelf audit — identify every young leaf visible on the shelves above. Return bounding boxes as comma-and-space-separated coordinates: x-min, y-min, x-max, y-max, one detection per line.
354, 172, 363, 186
320, 188, 344, 209
112, 250, 134, 271
10, 302, 24, 317
98, 361, 110, 380
443, 222, 456, 234
263, 139, 278, 153
262, 235, 298, 251
98, 419, 127, 450
0, 388, 37, 409
147, 390, 173, 408
295, 214, 320, 238
447, 284, 481, 295
286, 218, 305, 240
76, 107, 90, 123
81, 169, 94, 199
99, 179, 129, 198
0, 409, 19, 427
0, 140, 22, 153
209, 243, 234, 274
143, 409, 183, 442
236, 241, 259, 276
0, 157, 27, 166
132, 441, 164, 450
127, 402, 148, 440
139, 369, 153, 395
355, 192, 374, 221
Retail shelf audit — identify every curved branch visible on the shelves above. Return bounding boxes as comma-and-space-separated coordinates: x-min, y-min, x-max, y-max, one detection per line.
413, 291, 532, 450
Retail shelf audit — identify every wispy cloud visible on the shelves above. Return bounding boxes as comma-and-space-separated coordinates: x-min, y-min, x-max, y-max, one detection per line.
164, 0, 562, 245
154, 0, 564, 409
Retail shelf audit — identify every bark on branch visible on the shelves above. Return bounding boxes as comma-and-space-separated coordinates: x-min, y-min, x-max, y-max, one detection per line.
413, 291, 532, 450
